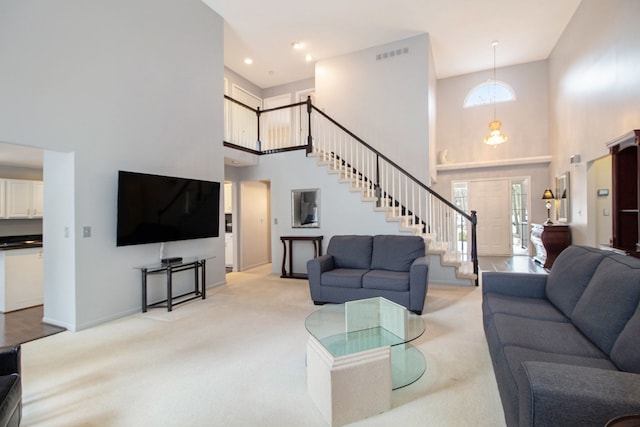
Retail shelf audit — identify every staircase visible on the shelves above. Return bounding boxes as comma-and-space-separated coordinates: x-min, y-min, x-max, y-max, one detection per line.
224, 95, 478, 284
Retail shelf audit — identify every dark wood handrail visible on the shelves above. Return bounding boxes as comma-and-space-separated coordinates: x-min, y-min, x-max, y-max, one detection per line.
310, 105, 473, 223
224, 94, 479, 284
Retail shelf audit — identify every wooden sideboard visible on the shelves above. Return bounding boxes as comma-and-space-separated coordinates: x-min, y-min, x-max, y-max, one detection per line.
531, 224, 571, 269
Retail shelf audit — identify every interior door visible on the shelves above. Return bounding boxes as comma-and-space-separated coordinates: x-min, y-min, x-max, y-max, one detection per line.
239, 180, 271, 270
469, 179, 512, 256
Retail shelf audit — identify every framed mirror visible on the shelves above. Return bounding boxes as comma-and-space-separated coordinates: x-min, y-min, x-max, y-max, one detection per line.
556, 172, 570, 223
292, 189, 320, 228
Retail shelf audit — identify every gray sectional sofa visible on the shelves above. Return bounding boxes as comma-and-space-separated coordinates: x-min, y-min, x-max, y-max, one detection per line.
483, 245, 640, 427
306, 235, 429, 314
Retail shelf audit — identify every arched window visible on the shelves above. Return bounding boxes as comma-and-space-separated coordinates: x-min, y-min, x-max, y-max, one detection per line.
464, 80, 516, 108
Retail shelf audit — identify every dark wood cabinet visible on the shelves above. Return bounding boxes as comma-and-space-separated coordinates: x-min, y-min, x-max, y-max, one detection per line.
531, 223, 571, 269
607, 130, 640, 255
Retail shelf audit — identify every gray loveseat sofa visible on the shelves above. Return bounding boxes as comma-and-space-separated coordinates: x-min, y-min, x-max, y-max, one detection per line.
306, 235, 429, 314
483, 245, 640, 427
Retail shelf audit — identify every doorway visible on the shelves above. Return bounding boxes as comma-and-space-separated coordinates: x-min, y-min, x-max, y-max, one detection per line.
239, 180, 271, 270
224, 181, 234, 272
453, 177, 531, 256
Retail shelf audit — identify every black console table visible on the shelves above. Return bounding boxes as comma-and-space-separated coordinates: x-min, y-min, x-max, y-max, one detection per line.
137, 257, 208, 312
280, 235, 323, 279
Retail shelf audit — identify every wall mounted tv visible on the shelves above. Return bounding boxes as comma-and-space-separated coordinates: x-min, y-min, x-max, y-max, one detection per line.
117, 171, 220, 247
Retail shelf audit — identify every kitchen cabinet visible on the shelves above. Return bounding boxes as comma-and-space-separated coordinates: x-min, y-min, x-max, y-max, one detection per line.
224, 182, 232, 214
0, 247, 44, 313
0, 180, 5, 218
5, 179, 44, 219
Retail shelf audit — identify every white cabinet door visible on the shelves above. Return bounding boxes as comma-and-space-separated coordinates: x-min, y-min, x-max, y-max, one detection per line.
0, 180, 5, 218
5, 179, 43, 219
6, 179, 33, 218
31, 181, 44, 217
0, 249, 44, 313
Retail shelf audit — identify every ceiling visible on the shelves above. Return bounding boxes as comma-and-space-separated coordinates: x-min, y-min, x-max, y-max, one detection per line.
0, 1, 583, 169
204, 0, 582, 88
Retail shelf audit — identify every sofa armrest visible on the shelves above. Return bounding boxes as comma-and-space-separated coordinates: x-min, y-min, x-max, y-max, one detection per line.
482, 272, 548, 299
519, 362, 640, 427
307, 254, 334, 275
409, 256, 429, 314
307, 255, 335, 301
0, 346, 20, 377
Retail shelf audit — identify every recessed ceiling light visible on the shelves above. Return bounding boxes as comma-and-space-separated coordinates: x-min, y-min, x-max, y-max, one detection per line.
244, 58, 253, 65
305, 54, 313, 62
291, 42, 303, 49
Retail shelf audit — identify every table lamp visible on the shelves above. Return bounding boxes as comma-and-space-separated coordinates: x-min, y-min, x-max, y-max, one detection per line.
542, 188, 555, 225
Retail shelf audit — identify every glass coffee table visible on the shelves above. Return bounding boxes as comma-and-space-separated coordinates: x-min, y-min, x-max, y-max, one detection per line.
305, 297, 426, 389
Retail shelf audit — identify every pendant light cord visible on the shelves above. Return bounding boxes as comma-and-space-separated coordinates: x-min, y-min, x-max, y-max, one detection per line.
492, 41, 497, 120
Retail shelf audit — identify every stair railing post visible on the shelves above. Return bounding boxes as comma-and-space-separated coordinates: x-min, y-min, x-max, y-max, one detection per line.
374, 154, 381, 207
306, 96, 313, 154
256, 106, 262, 152
470, 210, 479, 286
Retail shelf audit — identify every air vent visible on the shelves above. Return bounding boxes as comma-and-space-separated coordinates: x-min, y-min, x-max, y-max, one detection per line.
376, 47, 409, 61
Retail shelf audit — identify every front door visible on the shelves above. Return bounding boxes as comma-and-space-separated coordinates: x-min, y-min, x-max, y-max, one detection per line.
469, 179, 512, 256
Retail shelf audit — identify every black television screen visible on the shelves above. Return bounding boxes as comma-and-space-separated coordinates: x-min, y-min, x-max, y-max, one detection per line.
117, 171, 220, 246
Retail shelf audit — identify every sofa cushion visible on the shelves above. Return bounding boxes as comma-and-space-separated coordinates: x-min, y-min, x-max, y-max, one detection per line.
505, 345, 616, 390
492, 313, 605, 358
327, 235, 372, 270
321, 268, 367, 288
370, 235, 424, 272
610, 304, 640, 373
545, 246, 607, 318
362, 270, 410, 291
572, 254, 640, 355
484, 293, 569, 323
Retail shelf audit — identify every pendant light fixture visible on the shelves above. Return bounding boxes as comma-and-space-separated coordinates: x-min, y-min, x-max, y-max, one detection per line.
484, 41, 508, 147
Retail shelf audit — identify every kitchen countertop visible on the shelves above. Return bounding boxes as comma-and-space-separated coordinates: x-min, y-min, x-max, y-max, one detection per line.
0, 234, 43, 251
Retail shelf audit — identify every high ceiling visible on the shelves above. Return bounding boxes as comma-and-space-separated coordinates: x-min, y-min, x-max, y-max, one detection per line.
204, 0, 582, 88
1, 1, 583, 168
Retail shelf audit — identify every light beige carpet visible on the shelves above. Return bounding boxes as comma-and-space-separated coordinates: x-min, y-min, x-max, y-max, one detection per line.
21, 265, 505, 426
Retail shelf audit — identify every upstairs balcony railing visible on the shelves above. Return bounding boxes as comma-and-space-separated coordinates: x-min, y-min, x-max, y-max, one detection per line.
224, 95, 478, 284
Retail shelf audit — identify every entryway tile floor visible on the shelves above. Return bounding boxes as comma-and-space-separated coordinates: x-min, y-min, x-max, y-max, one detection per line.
478, 255, 547, 274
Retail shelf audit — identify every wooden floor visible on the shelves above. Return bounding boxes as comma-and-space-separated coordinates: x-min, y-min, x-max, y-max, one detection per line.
0, 256, 543, 347
0, 305, 65, 347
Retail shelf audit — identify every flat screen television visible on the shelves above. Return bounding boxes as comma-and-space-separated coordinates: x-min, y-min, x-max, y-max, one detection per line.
117, 170, 220, 247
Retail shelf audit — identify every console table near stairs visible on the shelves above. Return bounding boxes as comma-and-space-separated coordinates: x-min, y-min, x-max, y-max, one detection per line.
280, 235, 323, 279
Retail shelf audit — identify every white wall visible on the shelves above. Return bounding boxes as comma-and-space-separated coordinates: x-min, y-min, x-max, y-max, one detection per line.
230, 151, 404, 275
549, 0, 640, 245
433, 60, 551, 224
0, 0, 226, 330
436, 60, 549, 165
315, 34, 432, 184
